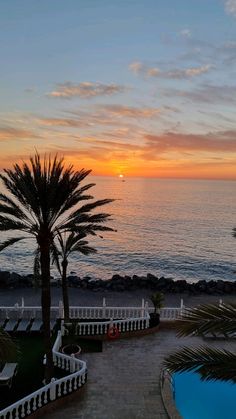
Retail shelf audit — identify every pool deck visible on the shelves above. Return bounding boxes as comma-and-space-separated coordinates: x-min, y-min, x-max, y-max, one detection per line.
42, 328, 236, 419
1, 289, 236, 418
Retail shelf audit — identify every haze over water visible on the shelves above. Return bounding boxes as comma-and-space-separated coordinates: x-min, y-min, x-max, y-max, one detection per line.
0, 177, 236, 283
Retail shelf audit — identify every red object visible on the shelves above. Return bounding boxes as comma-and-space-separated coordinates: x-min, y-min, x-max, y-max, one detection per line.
107, 325, 120, 339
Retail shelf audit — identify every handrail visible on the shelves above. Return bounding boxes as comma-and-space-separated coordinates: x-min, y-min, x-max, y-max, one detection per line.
0, 330, 87, 419
74, 314, 150, 335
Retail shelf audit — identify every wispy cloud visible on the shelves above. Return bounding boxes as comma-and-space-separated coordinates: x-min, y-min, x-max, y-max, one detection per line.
143, 130, 236, 159
96, 105, 162, 118
224, 0, 236, 16
47, 81, 127, 99
180, 28, 191, 38
129, 61, 212, 79
0, 127, 37, 141
163, 84, 236, 105
38, 118, 91, 128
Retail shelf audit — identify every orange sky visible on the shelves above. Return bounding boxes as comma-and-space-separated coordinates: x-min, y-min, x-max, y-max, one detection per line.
1, 1, 236, 180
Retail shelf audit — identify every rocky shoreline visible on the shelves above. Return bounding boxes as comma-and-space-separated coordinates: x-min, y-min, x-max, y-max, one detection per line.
0, 270, 236, 295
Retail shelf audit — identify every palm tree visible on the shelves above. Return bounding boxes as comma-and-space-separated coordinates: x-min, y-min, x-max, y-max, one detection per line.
164, 303, 236, 382
151, 292, 164, 314
52, 231, 97, 322
0, 153, 113, 382
0, 328, 16, 362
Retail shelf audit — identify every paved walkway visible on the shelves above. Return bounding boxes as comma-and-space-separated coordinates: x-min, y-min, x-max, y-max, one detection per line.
43, 328, 236, 419
2, 289, 236, 418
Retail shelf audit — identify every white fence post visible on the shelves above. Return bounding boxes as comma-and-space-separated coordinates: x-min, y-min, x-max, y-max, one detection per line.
59, 300, 64, 319
70, 354, 76, 373
50, 378, 57, 401
180, 298, 184, 316
102, 298, 106, 318
141, 299, 145, 317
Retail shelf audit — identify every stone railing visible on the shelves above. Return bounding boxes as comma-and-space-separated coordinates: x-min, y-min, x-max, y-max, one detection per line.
0, 298, 188, 326
0, 330, 87, 419
159, 307, 183, 321
0, 298, 148, 321
75, 315, 150, 336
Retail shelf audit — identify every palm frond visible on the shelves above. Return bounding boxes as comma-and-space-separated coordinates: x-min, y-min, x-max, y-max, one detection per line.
0, 237, 26, 252
177, 303, 236, 337
164, 345, 236, 383
50, 242, 62, 275
71, 244, 97, 255
0, 216, 31, 232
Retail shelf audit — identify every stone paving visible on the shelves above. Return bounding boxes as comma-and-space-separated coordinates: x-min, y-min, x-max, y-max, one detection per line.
42, 328, 236, 419
1, 289, 236, 418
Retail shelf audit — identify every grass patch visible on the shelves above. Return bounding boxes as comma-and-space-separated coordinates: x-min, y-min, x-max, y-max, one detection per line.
0, 335, 45, 410
0, 334, 63, 410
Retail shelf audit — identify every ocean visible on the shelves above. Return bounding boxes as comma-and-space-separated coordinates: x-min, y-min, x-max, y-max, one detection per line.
0, 177, 236, 283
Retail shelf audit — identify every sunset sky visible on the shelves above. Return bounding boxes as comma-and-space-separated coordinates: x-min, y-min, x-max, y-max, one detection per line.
1, 0, 236, 179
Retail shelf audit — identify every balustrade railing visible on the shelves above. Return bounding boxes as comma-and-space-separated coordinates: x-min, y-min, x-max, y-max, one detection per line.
0, 330, 87, 419
0, 298, 189, 327
75, 315, 150, 336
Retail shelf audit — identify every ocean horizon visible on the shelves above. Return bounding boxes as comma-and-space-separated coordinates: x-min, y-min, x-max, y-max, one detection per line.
0, 176, 236, 284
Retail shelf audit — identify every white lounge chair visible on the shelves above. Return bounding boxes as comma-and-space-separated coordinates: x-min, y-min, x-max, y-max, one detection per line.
30, 319, 43, 332
16, 319, 31, 332
0, 363, 18, 388
4, 319, 18, 332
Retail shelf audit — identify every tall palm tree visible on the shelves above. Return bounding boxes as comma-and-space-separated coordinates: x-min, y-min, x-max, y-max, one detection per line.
164, 303, 236, 382
0, 153, 113, 382
52, 231, 97, 322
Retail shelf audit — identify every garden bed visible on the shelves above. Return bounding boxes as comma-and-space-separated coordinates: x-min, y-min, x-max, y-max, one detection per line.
0, 336, 44, 410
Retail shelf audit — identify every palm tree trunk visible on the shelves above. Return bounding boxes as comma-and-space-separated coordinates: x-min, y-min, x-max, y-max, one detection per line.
61, 259, 70, 322
40, 241, 53, 383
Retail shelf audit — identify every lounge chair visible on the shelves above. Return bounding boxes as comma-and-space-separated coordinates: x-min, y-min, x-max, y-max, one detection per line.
16, 319, 31, 332
4, 319, 18, 332
0, 363, 18, 388
30, 319, 43, 332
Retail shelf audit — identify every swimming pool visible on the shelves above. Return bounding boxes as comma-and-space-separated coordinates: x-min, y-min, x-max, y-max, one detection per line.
174, 372, 236, 419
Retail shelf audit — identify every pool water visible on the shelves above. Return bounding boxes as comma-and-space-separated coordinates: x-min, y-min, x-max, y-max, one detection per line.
174, 372, 236, 419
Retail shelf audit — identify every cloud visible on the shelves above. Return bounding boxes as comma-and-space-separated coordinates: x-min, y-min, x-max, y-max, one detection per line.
0, 127, 37, 141
128, 61, 143, 75
224, 0, 236, 16
143, 130, 236, 159
180, 29, 191, 38
129, 61, 212, 79
97, 105, 162, 118
47, 82, 126, 99
38, 118, 90, 128
163, 84, 236, 105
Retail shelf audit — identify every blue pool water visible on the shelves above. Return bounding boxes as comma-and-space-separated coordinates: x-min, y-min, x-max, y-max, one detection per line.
174, 372, 236, 419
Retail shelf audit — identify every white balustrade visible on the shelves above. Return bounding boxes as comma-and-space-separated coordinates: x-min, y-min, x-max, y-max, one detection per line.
0, 330, 87, 419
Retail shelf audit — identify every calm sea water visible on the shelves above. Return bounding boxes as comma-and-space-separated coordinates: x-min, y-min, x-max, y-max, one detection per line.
0, 177, 236, 283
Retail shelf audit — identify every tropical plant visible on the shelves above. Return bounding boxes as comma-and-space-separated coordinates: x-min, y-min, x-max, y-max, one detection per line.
0, 328, 16, 362
52, 231, 97, 322
151, 292, 164, 314
164, 302, 236, 382
0, 153, 113, 382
